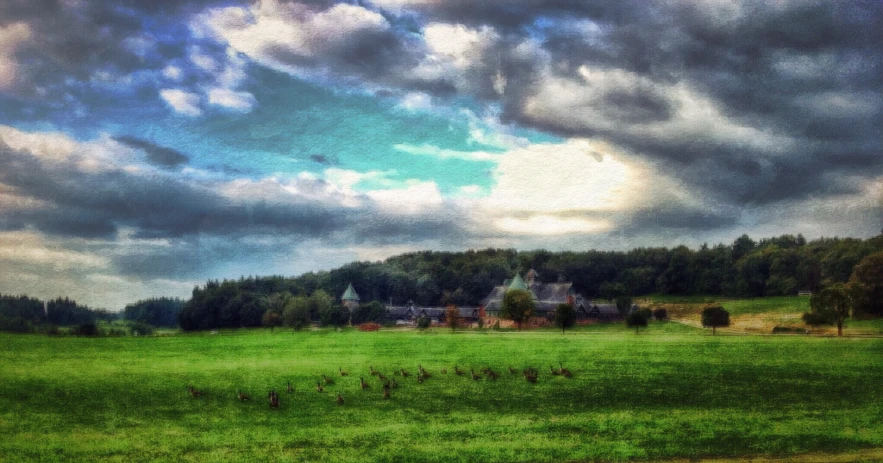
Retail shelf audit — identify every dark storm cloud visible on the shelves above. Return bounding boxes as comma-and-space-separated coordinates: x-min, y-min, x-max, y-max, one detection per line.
113, 136, 190, 167
0, 135, 473, 266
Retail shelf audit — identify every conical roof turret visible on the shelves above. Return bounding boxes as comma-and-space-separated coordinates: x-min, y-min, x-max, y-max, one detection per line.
341, 283, 360, 301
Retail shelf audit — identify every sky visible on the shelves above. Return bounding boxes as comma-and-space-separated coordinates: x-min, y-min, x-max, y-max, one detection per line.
0, 0, 881, 309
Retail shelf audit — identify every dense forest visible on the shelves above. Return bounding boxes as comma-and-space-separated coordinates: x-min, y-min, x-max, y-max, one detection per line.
178, 233, 883, 330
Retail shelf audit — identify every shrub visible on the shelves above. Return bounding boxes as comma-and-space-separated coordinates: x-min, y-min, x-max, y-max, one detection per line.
0, 316, 34, 333
653, 308, 668, 321
129, 321, 155, 336
416, 316, 431, 331
70, 322, 99, 336
358, 322, 381, 332
626, 311, 648, 334
772, 326, 806, 334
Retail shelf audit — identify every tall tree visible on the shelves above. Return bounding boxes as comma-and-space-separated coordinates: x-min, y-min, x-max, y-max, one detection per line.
554, 303, 576, 334
500, 289, 535, 330
804, 283, 852, 336
848, 251, 883, 317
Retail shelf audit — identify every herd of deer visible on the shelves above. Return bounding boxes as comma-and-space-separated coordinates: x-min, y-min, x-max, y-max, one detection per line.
186, 362, 573, 408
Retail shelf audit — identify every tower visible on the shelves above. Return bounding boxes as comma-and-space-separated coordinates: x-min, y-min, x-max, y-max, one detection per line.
341, 283, 360, 311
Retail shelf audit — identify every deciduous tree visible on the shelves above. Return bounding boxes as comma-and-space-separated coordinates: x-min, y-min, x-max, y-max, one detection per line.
701, 304, 730, 335
803, 283, 852, 336
554, 303, 576, 334
501, 289, 535, 330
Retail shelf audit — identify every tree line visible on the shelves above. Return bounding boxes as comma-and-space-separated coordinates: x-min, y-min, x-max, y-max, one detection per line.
177, 232, 883, 331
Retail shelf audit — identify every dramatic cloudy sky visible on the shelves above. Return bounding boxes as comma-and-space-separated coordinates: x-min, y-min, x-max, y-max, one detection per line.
1, 0, 881, 308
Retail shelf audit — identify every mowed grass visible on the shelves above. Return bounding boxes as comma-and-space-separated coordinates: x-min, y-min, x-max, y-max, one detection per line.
1, 329, 883, 462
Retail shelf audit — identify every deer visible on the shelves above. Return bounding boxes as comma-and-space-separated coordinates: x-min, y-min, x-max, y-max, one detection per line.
188, 386, 204, 398
360, 377, 370, 390
237, 390, 251, 401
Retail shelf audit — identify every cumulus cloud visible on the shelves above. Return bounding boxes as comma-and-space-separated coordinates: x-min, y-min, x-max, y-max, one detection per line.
159, 88, 202, 116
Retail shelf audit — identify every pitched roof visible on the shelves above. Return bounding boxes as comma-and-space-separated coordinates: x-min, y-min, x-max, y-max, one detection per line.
341, 283, 359, 301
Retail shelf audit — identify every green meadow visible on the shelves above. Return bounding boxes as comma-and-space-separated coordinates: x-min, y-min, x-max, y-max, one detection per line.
2, 326, 883, 462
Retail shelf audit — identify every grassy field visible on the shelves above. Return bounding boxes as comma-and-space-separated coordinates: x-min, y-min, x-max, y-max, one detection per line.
2, 327, 883, 462
638, 295, 883, 335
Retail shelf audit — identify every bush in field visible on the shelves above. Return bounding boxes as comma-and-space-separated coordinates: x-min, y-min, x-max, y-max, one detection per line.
653, 308, 668, 321
70, 322, 99, 336
416, 316, 431, 331
554, 303, 576, 334
261, 311, 283, 332
129, 321, 154, 336
701, 304, 730, 335
320, 304, 350, 328
351, 301, 387, 325
637, 307, 652, 320
626, 311, 648, 334
615, 295, 634, 317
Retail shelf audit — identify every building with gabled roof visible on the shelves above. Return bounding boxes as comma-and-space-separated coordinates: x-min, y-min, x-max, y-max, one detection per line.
481, 270, 591, 318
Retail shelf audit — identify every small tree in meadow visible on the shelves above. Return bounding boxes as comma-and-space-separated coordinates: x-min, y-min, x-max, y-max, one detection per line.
615, 295, 634, 317
554, 303, 576, 334
261, 311, 283, 332
803, 283, 852, 336
501, 289, 535, 330
416, 315, 431, 331
701, 304, 730, 335
626, 311, 648, 334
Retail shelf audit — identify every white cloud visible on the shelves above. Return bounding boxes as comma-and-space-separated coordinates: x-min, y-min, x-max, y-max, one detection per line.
397, 92, 433, 111
159, 88, 202, 116
0, 22, 32, 90
0, 231, 109, 270
207, 87, 256, 112
162, 65, 183, 81
495, 215, 613, 235
393, 143, 499, 162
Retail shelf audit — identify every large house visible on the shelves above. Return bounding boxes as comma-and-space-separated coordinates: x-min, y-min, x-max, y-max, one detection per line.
481, 270, 621, 320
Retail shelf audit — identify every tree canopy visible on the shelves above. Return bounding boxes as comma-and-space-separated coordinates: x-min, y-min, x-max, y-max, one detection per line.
804, 283, 852, 336
501, 289, 535, 330
701, 304, 730, 335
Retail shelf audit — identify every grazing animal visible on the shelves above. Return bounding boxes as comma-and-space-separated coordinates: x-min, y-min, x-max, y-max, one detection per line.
339, 367, 349, 376
523, 368, 538, 383
336, 393, 344, 405
508, 366, 518, 375
360, 377, 370, 390
471, 369, 482, 381
399, 368, 409, 377
559, 363, 573, 378
390, 379, 398, 389
188, 386, 204, 398
378, 373, 388, 382
382, 385, 390, 400
486, 369, 499, 381
417, 373, 424, 383
418, 365, 430, 378
323, 374, 335, 385
549, 365, 562, 376
369, 366, 378, 376
454, 365, 464, 376
237, 390, 251, 401
269, 390, 280, 409
480, 367, 492, 374
316, 382, 324, 393
287, 381, 294, 394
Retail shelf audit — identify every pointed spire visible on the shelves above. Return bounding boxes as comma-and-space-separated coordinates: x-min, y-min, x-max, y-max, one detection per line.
341, 283, 359, 302
507, 273, 528, 292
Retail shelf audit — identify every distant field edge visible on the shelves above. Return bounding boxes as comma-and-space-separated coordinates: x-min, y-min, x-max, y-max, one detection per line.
656, 447, 883, 463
